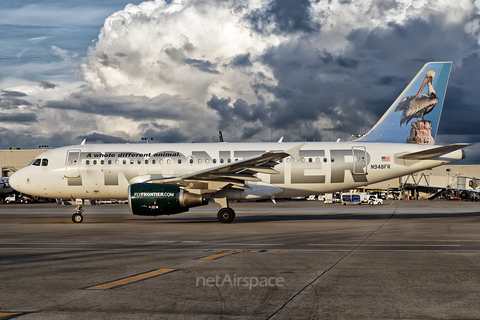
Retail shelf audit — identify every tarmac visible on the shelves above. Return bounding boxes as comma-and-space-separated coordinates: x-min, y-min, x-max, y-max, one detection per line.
1, 200, 480, 319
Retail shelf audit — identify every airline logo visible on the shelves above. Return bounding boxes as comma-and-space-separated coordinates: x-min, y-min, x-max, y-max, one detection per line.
134, 192, 175, 197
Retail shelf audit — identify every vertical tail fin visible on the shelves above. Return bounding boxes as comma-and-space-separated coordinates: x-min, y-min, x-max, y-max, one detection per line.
358, 62, 452, 144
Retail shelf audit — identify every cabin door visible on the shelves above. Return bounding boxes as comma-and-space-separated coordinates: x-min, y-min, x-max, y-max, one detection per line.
352, 146, 368, 176
65, 149, 81, 178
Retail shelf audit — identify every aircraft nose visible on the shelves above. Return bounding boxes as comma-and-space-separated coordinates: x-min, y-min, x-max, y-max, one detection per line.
9, 170, 23, 192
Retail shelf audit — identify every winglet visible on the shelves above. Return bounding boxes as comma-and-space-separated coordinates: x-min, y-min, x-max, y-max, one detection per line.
286, 143, 305, 161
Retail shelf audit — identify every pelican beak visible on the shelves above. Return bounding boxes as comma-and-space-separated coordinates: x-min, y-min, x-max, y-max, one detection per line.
416, 76, 432, 96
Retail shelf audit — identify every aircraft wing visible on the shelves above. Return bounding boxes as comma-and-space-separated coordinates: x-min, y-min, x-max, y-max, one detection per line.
141, 143, 304, 193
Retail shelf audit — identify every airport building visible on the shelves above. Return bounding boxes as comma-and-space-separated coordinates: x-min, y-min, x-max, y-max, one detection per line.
1, 148, 480, 198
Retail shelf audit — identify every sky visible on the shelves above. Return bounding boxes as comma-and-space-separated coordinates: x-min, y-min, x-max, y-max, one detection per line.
1, 0, 480, 164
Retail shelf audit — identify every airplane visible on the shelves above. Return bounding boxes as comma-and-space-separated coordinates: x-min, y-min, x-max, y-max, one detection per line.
9, 61, 470, 223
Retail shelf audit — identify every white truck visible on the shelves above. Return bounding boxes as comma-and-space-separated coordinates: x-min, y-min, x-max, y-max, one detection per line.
341, 193, 383, 205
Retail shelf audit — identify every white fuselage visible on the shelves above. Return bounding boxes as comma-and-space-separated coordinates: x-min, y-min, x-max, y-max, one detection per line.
9, 141, 464, 200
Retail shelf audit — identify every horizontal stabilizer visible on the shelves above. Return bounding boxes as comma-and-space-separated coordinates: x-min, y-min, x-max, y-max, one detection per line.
395, 143, 471, 160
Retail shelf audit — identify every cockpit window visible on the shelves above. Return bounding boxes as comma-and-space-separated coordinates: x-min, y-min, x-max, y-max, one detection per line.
41, 159, 48, 166
31, 159, 41, 166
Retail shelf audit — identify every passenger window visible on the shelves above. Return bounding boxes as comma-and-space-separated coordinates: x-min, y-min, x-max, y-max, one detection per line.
205, 159, 209, 164
108, 160, 112, 165
189, 159, 193, 164
32, 159, 41, 166
145, 160, 148, 164
178, 159, 182, 164
86, 160, 90, 165
137, 159, 141, 164
213, 159, 217, 164
159, 159, 163, 164
309, 158, 312, 163
198, 159, 202, 164
286, 158, 290, 163
130, 160, 134, 164
41, 159, 48, 166
167, 159, 171, 164
279, 159, 283, 163
101, 160, 104, 165
220, 159, 224, 164
93, 160, 97, 165
227, 159, 231, 163
331, 157, 335, 162
323, 158, 327, 163
152, 159, 156, 164
123, 160, 127, 164
316, 158, 320, 163
301, 158, 305, 163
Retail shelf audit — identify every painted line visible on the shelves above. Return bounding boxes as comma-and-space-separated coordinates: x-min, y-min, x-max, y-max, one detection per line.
25, 222, 131, 225
198, 250, 265, 260
83, 268, 177, 290
309, 244, 461, 247
0, 312, 28, 320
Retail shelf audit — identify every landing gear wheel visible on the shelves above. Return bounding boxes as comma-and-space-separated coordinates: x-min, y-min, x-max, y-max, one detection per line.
217, 208, 235, 223
72, 213, 83, 223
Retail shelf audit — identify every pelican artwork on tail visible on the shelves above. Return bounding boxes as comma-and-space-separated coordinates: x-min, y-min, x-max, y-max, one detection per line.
395, 70, 439, 126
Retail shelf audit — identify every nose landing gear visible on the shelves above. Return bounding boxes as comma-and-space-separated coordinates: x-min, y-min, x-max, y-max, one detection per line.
72, 199, 84, 223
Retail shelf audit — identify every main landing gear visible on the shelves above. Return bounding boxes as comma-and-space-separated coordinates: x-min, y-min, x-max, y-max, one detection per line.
214, 197, 235, 223
72, 199, 84, 223
217, 207, 235, 223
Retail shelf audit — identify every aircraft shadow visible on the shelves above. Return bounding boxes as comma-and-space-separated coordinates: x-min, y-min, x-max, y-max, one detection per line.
128, 211, 480, 224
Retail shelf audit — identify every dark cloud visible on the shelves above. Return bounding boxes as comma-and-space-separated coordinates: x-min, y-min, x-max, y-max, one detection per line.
76, 132, 129, 144
207, 95, 268, 132
1, 90, 27, 97
184, 59, 220, 74
143, 127, 189, 143
38, 80, 56, 90
231, 53, 253, 67
0, 113, 37, 123
239, 11, 480, 148
0, 90, 31, 109
44, 91, 202, 121
247, 0, 320, 34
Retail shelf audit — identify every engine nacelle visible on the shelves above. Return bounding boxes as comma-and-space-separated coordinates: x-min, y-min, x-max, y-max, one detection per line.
128, 183, 208, 216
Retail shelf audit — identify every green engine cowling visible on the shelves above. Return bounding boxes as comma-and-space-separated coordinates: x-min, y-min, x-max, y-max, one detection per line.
128, 183, 208, 216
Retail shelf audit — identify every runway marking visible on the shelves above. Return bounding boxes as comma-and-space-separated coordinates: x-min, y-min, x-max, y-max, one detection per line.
83, 268, 177, 290
0, 312, 28, 319
198, 250, 265, 260
25, 222, 131, 225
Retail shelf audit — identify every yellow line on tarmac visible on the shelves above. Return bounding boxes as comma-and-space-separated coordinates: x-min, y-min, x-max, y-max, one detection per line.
84, 268, 177, 290
199, 250, 263, 260
0, 312, 25, 319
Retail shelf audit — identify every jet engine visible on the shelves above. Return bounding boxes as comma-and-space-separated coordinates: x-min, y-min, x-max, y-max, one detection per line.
128, 183, 208, 216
